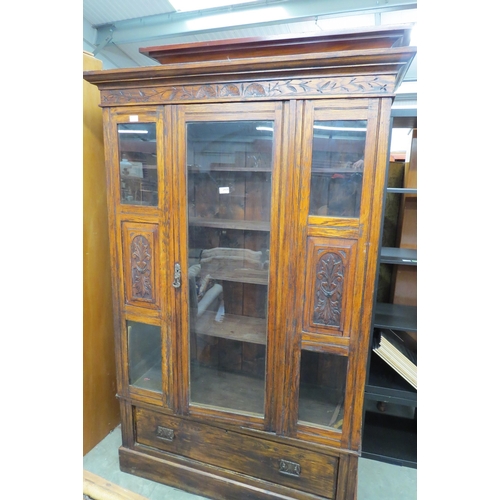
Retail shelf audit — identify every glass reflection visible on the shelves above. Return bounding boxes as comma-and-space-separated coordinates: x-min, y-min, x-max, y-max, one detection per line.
298, 350, 348, 430
127, 320, 162, 393
309, 120, 367, 218
118, 123, 158, 206
186, 121, 273, 416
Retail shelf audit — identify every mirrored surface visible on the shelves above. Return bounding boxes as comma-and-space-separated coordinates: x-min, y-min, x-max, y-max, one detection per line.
118, 123, 158, 206
298, 350, 348, 430
309, 120, 367, 218
127, 320, 162, 392
186, 121, 273, 416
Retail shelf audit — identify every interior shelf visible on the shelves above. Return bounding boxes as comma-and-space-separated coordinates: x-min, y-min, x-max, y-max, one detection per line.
206, 268, 268, 285
364, 352, 416, 406
193, 311, 267, 345
362, 410, 417, 468
363, 109, 417, 467
386, 187, 417, 195
374, 303, 417, 332
131, 362, 162, 393
311, 168, 364, 175
190, 365, 265, 415
189, 218, 270, 231
380, 247, 417, 265
188, 165, 272, 173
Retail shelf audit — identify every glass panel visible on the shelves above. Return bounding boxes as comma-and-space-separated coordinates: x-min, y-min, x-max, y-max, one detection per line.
298, 350, 348, 430
118, 123, 158, 206
127, 320, 162, 393
309, 120, 367, 218
186, 120, 273, 416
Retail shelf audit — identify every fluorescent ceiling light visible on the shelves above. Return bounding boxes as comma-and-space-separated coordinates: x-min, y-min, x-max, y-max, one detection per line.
380, 8, 417, 25
186, 5, 287, 30
118, 129, 149, 134
316, 14, 375, 31
170, 0, 259, 13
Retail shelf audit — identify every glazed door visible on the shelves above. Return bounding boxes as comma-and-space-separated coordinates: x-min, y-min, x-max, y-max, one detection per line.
174, 103, 284, 429
102, 106, 177, 409
282, 99, 391, 451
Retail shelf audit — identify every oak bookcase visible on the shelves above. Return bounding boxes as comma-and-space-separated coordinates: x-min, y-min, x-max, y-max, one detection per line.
84, 26, 416, 500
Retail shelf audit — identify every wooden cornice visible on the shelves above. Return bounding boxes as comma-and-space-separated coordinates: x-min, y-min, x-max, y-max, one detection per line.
138, 25, 413, 64
83, 26, 416, 105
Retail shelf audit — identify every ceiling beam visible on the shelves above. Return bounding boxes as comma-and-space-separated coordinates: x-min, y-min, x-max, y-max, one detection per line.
94, 0, 416, 45
93, 24, 115, 56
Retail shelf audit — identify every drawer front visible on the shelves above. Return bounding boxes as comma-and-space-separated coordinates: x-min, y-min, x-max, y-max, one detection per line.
135, 408, 337, 498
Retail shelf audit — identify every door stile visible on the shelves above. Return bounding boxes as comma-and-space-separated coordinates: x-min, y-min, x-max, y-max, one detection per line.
276, 99, 307, 437
171, 104, 191, 415
263, 101, 286, 433
102, 107, 127, 400
161, 105, 176, 411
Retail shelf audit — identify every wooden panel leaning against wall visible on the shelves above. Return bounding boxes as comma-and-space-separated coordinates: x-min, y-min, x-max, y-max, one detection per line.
83, 51, 120, 455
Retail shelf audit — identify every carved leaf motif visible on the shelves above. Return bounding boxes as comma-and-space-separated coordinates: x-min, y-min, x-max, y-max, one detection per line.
244, 83, 266, 96
196, 85, 217, 98
317, 81, 331, 93
131, 235, 152, 299
219, 84, 241, 97
313, 252, 344, 327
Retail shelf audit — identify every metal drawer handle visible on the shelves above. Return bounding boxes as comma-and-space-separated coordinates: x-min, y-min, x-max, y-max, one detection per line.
279, 459, 301, 477
156, 425, 175, 442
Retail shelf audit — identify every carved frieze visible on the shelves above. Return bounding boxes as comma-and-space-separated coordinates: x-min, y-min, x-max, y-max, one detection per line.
101, 75, 395, 105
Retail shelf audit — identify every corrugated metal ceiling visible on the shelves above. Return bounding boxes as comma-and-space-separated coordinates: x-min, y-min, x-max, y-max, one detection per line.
84, 0, 177, 26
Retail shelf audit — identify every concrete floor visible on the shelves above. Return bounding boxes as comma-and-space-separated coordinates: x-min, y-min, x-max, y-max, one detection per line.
83, 426, 417, 500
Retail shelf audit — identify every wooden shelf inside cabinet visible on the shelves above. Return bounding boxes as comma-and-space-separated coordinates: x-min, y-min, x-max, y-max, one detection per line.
188, 165, 272, 173
189, 218, 270, 232
205, 268, 268, 286
311, 168, 364, 175
193, 311, 266, 345
374, 303, 417, 332
380, 247, 417, 266
196, 247, 269, 285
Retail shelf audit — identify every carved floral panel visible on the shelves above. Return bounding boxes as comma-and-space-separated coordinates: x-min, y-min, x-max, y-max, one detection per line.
303, 237, 357, 337
122, 223, 159, 309
313, 251, 346, 327
131, 235, 153, 300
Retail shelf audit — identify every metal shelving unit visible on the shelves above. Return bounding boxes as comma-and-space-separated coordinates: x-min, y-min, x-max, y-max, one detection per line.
362, 108, 417, 468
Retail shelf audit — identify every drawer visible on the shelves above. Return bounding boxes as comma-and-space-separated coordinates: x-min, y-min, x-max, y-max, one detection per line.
135, 408, 338, 498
